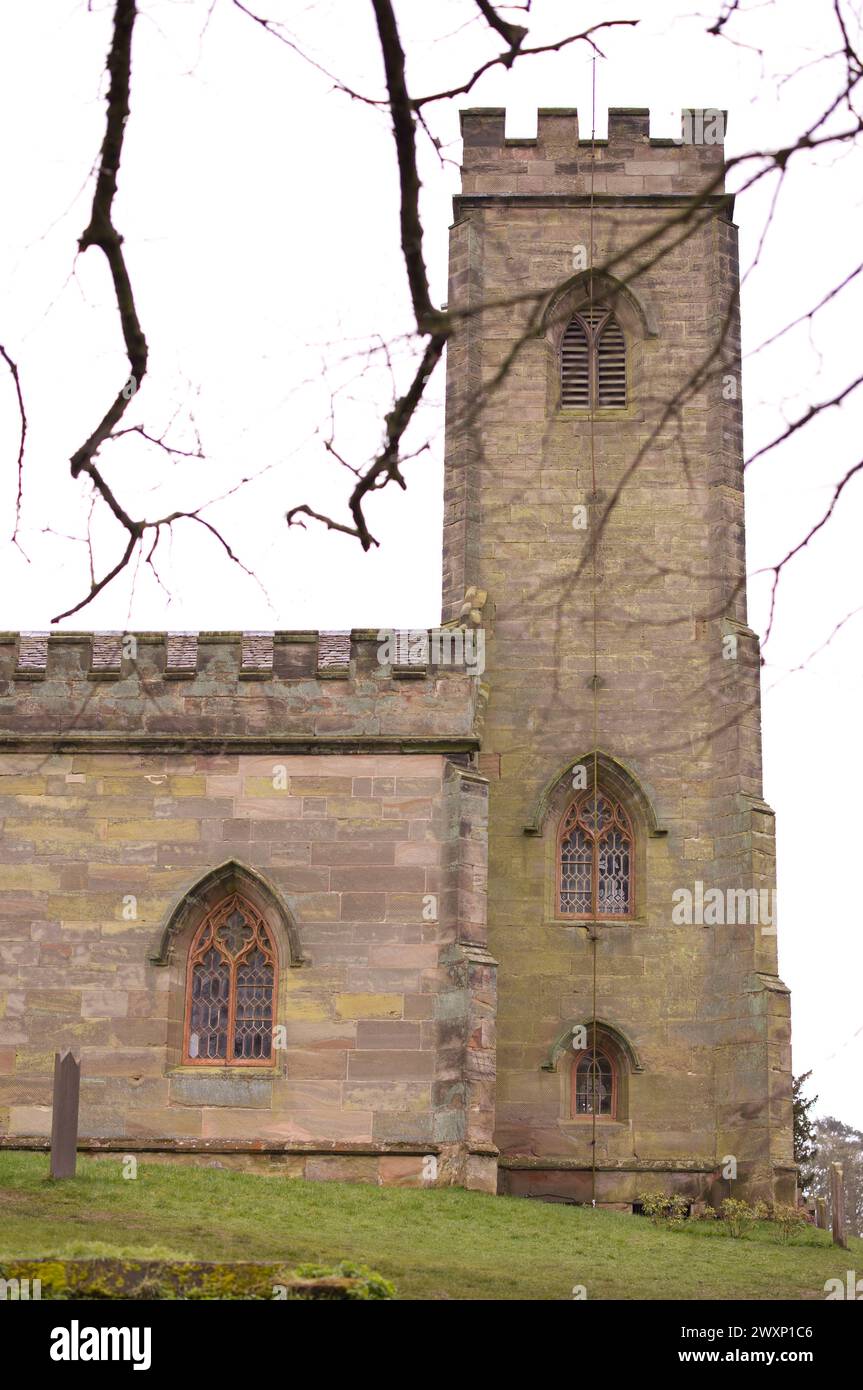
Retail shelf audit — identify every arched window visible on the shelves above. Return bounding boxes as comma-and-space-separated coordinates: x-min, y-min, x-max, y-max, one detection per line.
558, 790, 634, 919
561, 304, 627, 408
571, 1046, 618, 1118
184, 892, 277, 1065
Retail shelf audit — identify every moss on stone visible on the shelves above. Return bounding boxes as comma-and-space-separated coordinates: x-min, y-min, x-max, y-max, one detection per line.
0, 1256, 395, 1300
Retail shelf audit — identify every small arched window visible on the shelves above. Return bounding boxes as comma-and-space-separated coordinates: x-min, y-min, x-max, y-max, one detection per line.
184, 893, 277, 1065
561, 304, 627, 408
558, 790, 634, 919
571, 1046, 618, 1118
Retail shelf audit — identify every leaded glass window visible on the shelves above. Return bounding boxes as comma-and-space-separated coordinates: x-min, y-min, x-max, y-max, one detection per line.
559, 791, 633, 918
572, 1048, 616, 1117
185, 894, 276, 1064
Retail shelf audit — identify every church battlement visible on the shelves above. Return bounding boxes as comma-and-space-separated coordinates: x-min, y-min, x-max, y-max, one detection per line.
459, 106, 727, 198
0, 630, 483, 750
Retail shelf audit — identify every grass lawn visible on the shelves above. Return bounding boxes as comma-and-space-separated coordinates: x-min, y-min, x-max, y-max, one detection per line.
1, 1152, 859, 1300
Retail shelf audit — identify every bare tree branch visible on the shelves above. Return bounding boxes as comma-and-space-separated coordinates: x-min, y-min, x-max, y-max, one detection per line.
53, 531, 139, 624
472, 0, 527, 52
370, 0, 443, 333
231, 0, 381, 106
758, 458, 863, 643
1, 342, 27, 546
5, 0, 859, 659
413, 20, 638, 108
70, 0, 148, 485
746, 371, 863, 469
288, 331, 446, 548
708, 1, 745, 39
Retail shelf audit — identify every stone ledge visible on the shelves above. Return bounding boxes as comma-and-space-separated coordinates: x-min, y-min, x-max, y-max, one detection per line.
0, 733, 481, 754
498, 1157, 717, 1172
0, 1138, 498, 1190
454, 193, 733, 211
0, 1135, 444, 1155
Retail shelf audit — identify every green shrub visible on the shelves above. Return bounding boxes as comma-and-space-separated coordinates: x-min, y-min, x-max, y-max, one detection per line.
768, 1203, 810, 1245
637, 1191, 690, 1228
719, 1198, 769, 1238
691, 1205, 718, 1222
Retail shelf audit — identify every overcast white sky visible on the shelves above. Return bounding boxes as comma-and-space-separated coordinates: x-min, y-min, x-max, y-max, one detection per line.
1, 0, 861, 1130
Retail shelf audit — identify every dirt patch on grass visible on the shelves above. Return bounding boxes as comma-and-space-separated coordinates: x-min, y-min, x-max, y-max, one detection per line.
0, 1188, 151, 1229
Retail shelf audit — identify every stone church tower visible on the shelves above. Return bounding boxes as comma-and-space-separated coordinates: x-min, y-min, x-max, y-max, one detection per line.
0, 106, 793, 1206
442, 107, 795, 1204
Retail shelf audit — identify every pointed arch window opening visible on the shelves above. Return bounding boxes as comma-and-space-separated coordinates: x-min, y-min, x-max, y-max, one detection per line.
184, 892, 277, 1065
561, 304, 627, 409
558, 790, 634, 919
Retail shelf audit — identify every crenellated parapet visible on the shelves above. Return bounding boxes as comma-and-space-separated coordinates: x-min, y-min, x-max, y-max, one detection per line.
459, 106, 727, 199
0, 630, 484, 750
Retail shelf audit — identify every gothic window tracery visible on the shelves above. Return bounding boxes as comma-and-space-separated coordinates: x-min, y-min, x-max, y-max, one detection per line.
184, 893, 276, 1064
558, 790, 634, 918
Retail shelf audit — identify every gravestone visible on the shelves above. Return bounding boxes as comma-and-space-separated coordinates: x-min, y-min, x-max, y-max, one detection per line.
49, 1049, 80, 1180
830, 1163, 848, 1249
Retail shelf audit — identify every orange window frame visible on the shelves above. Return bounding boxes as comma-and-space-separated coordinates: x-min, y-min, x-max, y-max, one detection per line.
183, 892, 277, 1067
557, 790, 635, 921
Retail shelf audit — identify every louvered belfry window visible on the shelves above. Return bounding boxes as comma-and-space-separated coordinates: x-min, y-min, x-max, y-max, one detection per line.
184, 893, 276, 1064
559, 791, 634, 918
560, 304, 627, 408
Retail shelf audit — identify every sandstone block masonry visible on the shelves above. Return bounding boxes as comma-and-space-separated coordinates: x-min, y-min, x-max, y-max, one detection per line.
442, 107, 794, 1204
0, 105, 795, 1208
0, 631, 496, 1191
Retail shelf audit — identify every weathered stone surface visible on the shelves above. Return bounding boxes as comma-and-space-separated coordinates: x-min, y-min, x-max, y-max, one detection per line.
442, 107, 791, 1203
165, 633, 198, 675
0, 106, 792, 1202
169, 1075, 273, 1108
0, 635, 480, 745
0, 747, 490, 1177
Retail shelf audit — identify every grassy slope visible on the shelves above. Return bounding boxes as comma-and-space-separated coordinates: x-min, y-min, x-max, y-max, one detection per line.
1, 1153, 859, 1301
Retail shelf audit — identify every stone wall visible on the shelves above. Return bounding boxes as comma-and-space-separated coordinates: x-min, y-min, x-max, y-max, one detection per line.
0, 106, 796, 1206
0, 633, 496, 1191
0, 629, 479, 746
442, 107, 794, 1203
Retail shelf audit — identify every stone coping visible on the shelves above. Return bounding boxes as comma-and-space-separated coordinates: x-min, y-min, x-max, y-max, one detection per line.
0, 734, 480, 753
498, 1157, 718, 1172
0, 1137, 499, 1157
